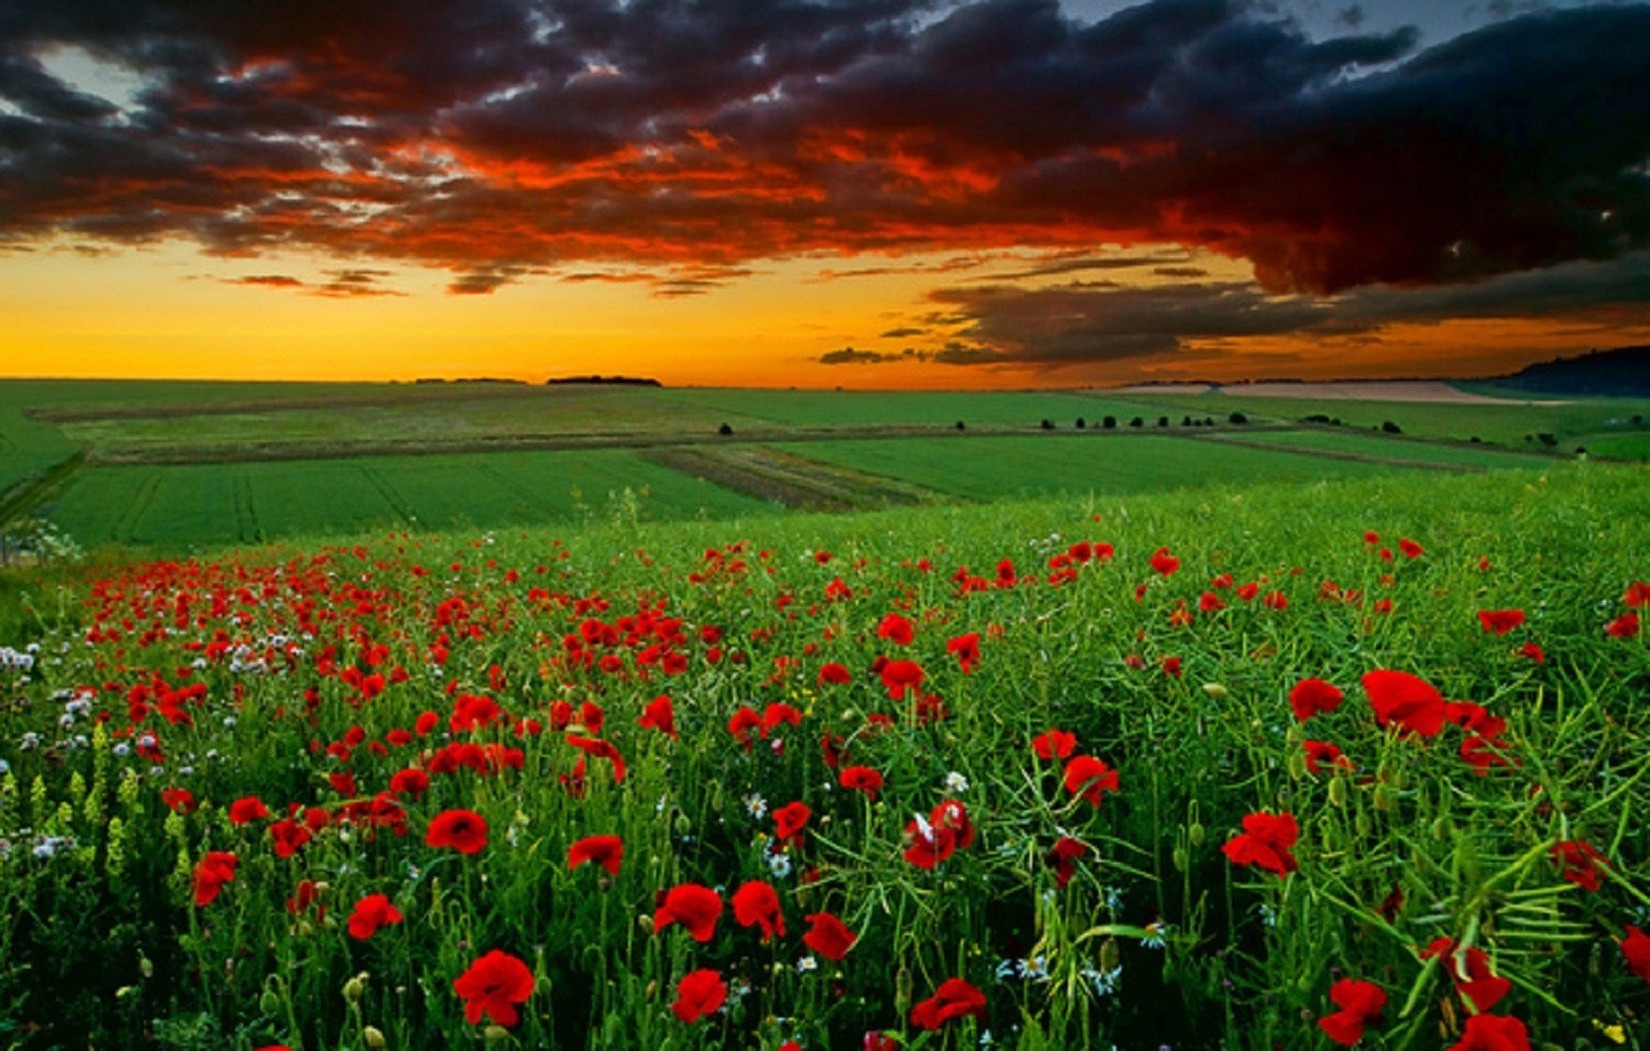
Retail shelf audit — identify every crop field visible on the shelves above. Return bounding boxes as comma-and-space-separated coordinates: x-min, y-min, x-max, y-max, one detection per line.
40, 450, 777, 547
1, 464, 1647, 1050
776, 435, 1409, 501
9, 378, 1649, 556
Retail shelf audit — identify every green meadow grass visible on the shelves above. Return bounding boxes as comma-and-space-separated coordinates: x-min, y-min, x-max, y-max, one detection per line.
0, 464, 1646, 1050
1211, 429, 1552, 469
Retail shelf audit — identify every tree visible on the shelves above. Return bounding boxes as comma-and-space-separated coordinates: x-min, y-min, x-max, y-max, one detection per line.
1228, 412, 1247, 424
718, 423, 734, 436
1102, 416, 1117, 430
1040, 419, 1056, 431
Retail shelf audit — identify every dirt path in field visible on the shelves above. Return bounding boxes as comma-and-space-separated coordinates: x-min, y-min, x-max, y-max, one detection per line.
1109, 380, 1566, 404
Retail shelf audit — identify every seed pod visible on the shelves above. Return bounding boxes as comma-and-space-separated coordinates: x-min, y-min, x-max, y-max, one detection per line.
1373, 782, 1396, 812
364, 1025, 387, 1048
1285, 750, 1306, 780
1202, 683, 1228, 700
1354, 811, 1372, 837
1188, 822, 1206, 847
1172, 844, 1189, 872
1099, 937, 1121, 975
259, 987, 281, 1016
484, 1024, 510, 1042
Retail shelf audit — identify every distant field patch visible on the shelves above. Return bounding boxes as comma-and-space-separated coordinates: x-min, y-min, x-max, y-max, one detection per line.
643, 445, 944, 512
776, 434, 1407, 501
40, 449, 775, 548
1213, 429, 1553, 469
660, 388, 1155, 428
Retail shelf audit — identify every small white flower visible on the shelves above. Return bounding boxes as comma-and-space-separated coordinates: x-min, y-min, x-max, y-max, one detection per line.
743, 793, 769, 820
797, 956, 818, 973
944, 771, 970, 794
767, 850, 793, 879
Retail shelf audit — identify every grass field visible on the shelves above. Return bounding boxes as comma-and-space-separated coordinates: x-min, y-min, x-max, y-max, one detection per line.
1, 463, 1646, 1049
1209, 429, 1553, 469
776, 434, 1410, 501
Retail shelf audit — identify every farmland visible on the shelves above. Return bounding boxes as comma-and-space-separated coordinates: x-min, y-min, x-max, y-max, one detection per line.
7, 378, 1647, 554
1, 463, 1647, 1049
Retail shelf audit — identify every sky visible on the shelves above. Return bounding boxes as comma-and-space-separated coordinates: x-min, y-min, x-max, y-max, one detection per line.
2, 0, 1649, 388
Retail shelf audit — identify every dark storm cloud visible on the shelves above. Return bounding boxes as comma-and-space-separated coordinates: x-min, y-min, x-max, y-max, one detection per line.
1, 0, 1647, 306
920, 252, 1650, 367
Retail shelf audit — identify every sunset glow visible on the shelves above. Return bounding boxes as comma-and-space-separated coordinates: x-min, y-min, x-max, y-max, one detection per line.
3, 0, 1648, 386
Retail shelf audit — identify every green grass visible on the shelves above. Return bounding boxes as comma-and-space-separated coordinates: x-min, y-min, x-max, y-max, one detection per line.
0, 404, 80, 500
658, 388, 1157, 428
40, 449, 778, 547
1213, 429, 1553, 468
778, 434, 1408, 501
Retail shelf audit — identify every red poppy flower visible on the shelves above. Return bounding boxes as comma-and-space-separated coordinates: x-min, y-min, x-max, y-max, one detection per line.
1622, 925, 1650, 984
671, 968, 727, 1023
269, 818, 313, 858
637, 695, 677, 738
1362, 669, 1446, 738
1148, 547, 1180, 576
1477, 609, 1525, 635
774, 801, 812, 846
876, 613, 915, 646
568, 835, 623, 877
863, 1033, 899, 1051
1302, 740, 1352, 774
346, 893, 404, 940
1551, 839, 1607, 891
1624, 580, 1650, 607
840, 765, 884, 800
191, 850, 238, 906
1398, 538, 1423, 559
1047, 836, 1088, 889
761, 702, 803, 735
1606, 611, 1640, 638
910, 977, 988, 1030
947, 632, 982, 673
1220, 812, 1299, 877
162, 787, 196, 814
1447, 1013, 1529, 1051
452, 949, 535, 1027
1032, 728, 1076, 761
879, 658, 925, 699
1518, 641, 1545, 664
566, 734, 627, 783
802, 911, 858, 961
426, 809, 489, 854
732, 880, 785, 941
1317, 978, 1385, 1046
1289, 678, 1344, 723
727, 705, 762, 748
654, 883, 723, 942
817, 662, 852, 686
1062, 755, 1120, 807
227, 796, 270, 825
1419, 938, 1510, 1012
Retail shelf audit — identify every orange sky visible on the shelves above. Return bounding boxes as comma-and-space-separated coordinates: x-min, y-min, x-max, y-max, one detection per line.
3, 1, 1648, 387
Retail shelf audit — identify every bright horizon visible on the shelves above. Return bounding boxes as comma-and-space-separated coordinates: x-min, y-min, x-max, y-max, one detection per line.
4, 0, 1649, 388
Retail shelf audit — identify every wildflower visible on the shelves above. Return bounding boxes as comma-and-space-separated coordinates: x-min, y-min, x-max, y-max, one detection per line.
1477, 609, 1526, 635
732, 881, 785, 941
1148, 548, 1180, 576
1621, 925, 1650, 984
880, 658, 925, 699
426, 809, 489, 855
1220, 812, 1299, 877
1289, 678, 1344, 723
840, 765, 884, 800
802, 912, 857, 961
1302, 740, 1352, 774
743, 793, 769, 820
191, 851, 238, 907
452, 950, 534, 1027
947, 632, 981, 672
1448, 1013, 1530, 1051
910, 977, 988, 1031
1419, 937, 1510, 1012
346, 894, 405, 940
1362, 669, 1446, 738
672, 969, 727, 1023
637, 695, 678, 738
1031, 729, 1076, 761
1625, 581, 1650, 607
567, 835, 623, 877
1606, 611, 1640, 638
944, 770, 970, 794
1317, 979, 1385, 1046
1398, 538, 1423, 559
774, 801, 811, 847
654, 883, 723, 942
270, 818, 312, 858
162, 787, 197, 814
1552, 840, 1607, 891
876, 613, 915, 646
1047, 836, 1087, 889
817, 662, 852, 685
1062, 755, 1120, 807
227, 796, 270, 825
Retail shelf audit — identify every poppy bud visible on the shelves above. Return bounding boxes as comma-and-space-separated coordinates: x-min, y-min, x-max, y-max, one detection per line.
1202, 683, 1227, 700
1373, 782, 1396, 812
638, 914, 654, 933
363, 1025, 387, 1048
1354, 811, 1372, 837
1099, 936, 1121, 974
1285, 750, 1305, 780
674, 814, 691, 835
1172, 844, 1188, 872
645, 979, 657, 998
1327, 776, 1347, 808
484, 1024, 510, 1042
344, 973, 367, 1003
139, 954, 153, 979
1431, 816, 1452, 841
1187, 822, 1206, 847
259, 988, 281, 1015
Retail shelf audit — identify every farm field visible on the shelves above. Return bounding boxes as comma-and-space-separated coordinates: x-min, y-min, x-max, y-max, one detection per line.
1, 464, 1647, 1050
9, 378, 1650, 555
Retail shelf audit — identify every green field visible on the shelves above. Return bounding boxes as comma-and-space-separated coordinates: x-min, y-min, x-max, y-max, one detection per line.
42, 449, 777, 547
776, 434, 1407, 501
9, 378, 1650, 554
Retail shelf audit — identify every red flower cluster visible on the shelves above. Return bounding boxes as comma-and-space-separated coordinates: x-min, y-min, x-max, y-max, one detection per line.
1220, 811, 1299, 877
910, 977, 987, 1031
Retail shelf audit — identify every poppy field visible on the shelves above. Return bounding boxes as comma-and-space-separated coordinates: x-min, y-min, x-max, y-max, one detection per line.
2, 464, 1648, 1049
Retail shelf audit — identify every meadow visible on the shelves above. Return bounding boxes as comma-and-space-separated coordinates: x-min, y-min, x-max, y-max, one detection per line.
9, 378, 1646, 553
1, 463, 1647, 1049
